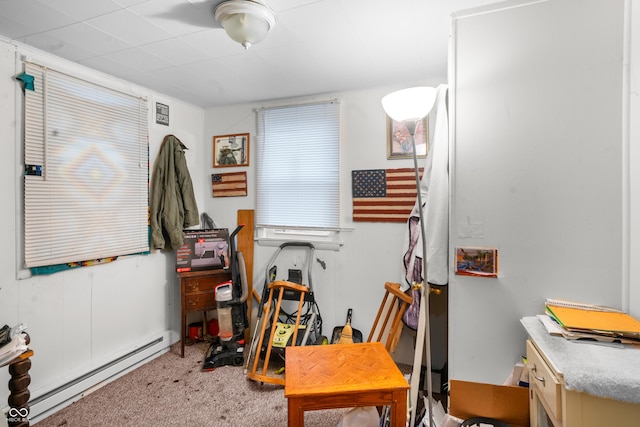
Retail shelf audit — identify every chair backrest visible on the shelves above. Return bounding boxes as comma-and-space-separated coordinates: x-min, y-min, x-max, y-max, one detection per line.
367, 282, 413, 352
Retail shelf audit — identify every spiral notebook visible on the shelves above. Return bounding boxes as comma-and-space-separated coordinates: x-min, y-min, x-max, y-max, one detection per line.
545, 300, 640, 340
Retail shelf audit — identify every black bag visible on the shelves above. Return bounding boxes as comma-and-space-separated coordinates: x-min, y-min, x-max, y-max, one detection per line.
460, 417, 511, 427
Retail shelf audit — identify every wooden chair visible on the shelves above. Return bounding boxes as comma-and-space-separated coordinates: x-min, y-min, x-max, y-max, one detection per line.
367, 281, 413, 353
246, 280, 309, 386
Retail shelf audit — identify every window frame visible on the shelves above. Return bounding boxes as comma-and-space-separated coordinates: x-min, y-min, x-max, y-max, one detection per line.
255, 99, 342, 249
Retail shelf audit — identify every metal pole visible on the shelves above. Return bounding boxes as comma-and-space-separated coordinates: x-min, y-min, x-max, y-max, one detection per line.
407, 120, 434, 427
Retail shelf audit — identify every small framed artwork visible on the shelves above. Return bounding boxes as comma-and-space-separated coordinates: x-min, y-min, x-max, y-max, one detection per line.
387, 116, 428, 159
213, 133, 250, 167
155, 102, 169, 126
455, 247, 498, 278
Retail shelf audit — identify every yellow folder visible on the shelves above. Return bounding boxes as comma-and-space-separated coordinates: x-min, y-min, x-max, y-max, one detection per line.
546, 303, 640, 338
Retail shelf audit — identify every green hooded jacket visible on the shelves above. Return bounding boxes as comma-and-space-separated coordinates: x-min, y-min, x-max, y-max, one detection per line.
150, 135, 199, 250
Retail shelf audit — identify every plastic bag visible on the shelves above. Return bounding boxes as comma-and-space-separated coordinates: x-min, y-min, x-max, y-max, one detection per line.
337, 406, 379, 427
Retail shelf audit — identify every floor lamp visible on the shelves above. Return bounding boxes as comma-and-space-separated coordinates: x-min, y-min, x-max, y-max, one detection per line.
382, 86, 437, 427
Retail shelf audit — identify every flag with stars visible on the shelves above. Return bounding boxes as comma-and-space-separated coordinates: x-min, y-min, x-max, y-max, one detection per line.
211, 172, 247, 197
352, 168, 423, 222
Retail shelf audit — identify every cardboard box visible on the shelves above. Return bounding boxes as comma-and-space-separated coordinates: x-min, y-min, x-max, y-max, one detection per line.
449, 379, 529, 427
176, 229, 230, 273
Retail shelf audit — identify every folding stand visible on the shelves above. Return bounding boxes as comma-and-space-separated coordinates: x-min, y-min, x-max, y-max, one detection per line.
246, 280, 309, 386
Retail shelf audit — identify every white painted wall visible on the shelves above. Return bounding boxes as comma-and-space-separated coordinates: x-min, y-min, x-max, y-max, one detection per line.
449, 0, 636, 384
201, 85, 449, 369
0, 39, 206, 420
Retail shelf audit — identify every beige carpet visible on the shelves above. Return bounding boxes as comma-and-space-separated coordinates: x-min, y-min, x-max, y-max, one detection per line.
34, 341, 347, 427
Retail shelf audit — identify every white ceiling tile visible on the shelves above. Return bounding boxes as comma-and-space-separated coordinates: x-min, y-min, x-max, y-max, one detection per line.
19, 32, 92, 62
40, 0, 123, 21
85, 9, 173, 46
0, 16, 41, 39
141, 38, 205, 65
23, 23, 132, 59
130, 0, 218, 36
78, 55, 140, 80
179, 28, 241, 58
112, 0, 151, 7
0, 0, 504, 107
0, 0, 77, 35
105, 47, 174, 73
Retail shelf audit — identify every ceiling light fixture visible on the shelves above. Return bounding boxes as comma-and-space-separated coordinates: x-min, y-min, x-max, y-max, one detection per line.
214, 0, 276, 50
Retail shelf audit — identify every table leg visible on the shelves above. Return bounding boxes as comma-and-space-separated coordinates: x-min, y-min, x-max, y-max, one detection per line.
287, 398, 304, 427
391, 390, 408, 427
181, 312, 185, 358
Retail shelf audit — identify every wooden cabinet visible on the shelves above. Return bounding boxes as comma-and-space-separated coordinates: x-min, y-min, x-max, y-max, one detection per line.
523, 317, 640, 427
178, 269, 231, 358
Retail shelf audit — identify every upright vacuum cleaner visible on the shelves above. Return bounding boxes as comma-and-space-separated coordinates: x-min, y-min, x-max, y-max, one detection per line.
202, 225, 250, 370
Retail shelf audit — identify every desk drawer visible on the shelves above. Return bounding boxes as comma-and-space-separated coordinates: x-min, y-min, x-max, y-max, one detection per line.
183, 276, 227, 293
527, 340, 562, 421
184, 291, 216, 310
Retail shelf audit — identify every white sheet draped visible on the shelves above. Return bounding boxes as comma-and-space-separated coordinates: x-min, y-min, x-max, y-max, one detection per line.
400, 84, 450, 291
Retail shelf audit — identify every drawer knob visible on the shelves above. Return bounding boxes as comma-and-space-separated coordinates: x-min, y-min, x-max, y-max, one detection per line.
532, 364, 546, 386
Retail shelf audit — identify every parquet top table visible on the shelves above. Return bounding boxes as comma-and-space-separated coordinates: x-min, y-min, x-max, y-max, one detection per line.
285, 342, 409, 427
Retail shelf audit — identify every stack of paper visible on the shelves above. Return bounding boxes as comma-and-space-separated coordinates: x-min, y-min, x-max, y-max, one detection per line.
0, 323, 29, 366
0, 333, 28, 366
543, 299, 640, 344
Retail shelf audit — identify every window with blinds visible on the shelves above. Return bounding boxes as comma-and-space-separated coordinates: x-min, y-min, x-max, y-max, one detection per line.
255, 100, 341, 246
23, 62, 149, 268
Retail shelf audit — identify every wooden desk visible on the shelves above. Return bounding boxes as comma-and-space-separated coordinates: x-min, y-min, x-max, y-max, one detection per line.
284, 342, 409, 427
178, 269, 231, 358
522, 316, 640, 427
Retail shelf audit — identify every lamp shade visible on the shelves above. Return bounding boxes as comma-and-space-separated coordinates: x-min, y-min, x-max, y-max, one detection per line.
215, 0, 276, 49
381, 87, 437, 122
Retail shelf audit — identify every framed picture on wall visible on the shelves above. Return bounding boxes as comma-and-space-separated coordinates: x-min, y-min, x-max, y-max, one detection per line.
155, 102, 169, 126
455, 247, 499, 278
386, 116, 428, 159
213, 133, 250, 167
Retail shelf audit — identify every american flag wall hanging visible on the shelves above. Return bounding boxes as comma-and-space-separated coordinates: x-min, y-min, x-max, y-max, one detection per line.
211, 171, 247, 197
352, 168, 423, 222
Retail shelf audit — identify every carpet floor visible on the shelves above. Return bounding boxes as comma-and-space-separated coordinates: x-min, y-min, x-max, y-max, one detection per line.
34, 341, 347, 427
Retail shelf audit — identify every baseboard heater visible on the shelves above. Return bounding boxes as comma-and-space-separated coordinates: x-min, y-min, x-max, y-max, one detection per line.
26, 332, 170, 424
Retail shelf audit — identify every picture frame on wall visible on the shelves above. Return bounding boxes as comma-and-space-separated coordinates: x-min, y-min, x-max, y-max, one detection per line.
455, 247, 499, 278
213, 133, 250, 167
155, 102, 169, 126
386, 116, 428, 159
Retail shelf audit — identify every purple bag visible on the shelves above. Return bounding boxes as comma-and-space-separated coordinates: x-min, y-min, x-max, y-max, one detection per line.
402, 216, 423, 330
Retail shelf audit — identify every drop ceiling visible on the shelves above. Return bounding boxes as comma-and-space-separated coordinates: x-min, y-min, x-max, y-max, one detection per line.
0, 0, 502, 108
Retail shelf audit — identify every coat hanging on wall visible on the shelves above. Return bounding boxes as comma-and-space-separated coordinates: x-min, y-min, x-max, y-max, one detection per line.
150, 134, 199, 251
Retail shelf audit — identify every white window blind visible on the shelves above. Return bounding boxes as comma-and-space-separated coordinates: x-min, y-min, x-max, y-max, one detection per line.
256, 101, 340, 230
23, 62, 149, 268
